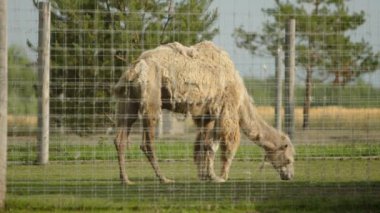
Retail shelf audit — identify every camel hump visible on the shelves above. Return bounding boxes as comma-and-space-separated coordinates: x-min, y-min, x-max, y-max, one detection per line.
165, 42, 198, 58
193, 40, 220, 50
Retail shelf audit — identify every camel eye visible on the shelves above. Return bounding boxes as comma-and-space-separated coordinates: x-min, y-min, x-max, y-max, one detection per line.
279, 144, 288, 151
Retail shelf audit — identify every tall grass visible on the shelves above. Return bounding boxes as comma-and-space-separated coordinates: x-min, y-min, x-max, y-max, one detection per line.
8, 115, 37, 127
257, 106, 380, 130
7, 115, 37, 136
7, 106, 380, 135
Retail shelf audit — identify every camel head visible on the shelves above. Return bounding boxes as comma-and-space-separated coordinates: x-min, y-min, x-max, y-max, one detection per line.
263, 134, 295, 180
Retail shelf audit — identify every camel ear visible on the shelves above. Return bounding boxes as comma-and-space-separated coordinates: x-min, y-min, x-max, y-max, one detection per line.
262, 141, 276, 151
254, 133, 263, 141
281, 134, 287, 141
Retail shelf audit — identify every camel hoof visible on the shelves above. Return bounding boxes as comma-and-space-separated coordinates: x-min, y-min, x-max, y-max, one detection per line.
126, 180, 136, 185
160, 177, 175, 184
211, 176, 226, 183
221, 174, 229, 181
198, 175, 209, 181
121, 179, 135, 185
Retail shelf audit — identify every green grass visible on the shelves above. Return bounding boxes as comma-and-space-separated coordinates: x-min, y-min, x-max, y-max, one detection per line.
5, 195, 379, 213
7, 138, 380, 162
4, 159, 380, 212
4, 134, 380, 212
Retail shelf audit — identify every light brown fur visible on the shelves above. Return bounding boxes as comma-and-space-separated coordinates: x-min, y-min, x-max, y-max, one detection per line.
114, 41, 295, 184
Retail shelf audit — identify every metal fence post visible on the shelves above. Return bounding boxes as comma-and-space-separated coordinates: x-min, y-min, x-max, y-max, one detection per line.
37, 1, 51, 165
275, 45, 283, 131
0, 0, 8, 208
284, 18, 296, 139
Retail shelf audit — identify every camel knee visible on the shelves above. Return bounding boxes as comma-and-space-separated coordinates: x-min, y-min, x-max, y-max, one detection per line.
195, 143, 216, 161
211, 141, 220, 153
195, 142, 218, 164
193, 141, 203, 163
114, 130, 127, 150
195, 143, 220, 181
140, 144, 151, 154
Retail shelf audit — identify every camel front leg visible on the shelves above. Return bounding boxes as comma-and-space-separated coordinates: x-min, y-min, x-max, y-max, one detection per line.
220, 118, 240, 181
205, 140, 225, 182
193, 120, 224, 183
194, 133, 222, 182
220, 139, 240, 181
141, 116, 174, 183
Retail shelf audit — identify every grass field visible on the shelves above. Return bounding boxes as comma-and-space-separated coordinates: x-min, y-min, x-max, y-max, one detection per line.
4, 134, 380, 212
6, 138, 380, 162
4, 106, 380, 212
4, 159, 380, 212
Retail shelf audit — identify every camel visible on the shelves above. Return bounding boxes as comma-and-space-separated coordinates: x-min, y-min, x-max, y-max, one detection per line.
113, 41, 295, 184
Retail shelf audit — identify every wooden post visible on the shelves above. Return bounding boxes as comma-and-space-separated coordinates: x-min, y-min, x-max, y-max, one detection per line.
275, 45, 283, 131
284, 19, 296, 139
303, 67, 312, 129
162, 111, 173, 135
0, 0, 8, 208
37, 2, 51, 165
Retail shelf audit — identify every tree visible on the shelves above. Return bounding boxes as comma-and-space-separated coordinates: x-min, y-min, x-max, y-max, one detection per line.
8, 45, 37, 115
233, 0, 380, 129
32, 0, 218, 134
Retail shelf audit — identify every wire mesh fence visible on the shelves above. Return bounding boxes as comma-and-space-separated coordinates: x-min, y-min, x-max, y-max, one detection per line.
4, 0, 380, 211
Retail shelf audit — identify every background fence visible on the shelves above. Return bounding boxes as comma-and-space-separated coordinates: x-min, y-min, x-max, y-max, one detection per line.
2, 0, 380, 211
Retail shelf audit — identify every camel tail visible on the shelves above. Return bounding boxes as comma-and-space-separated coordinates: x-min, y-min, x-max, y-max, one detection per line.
114, 58, 151, 101
113, 85, 126, 99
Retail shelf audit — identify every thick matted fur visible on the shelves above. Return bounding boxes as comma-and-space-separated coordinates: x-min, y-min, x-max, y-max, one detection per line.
114, 41, 295, 184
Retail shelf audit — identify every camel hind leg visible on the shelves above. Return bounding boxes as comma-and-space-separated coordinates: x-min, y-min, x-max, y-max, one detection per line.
114, 101, 138, 185
140, 111, 174, 183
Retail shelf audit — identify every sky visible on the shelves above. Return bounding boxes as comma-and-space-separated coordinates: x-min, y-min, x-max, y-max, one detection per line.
209, 0, 380, 86
6, 0, 380, 86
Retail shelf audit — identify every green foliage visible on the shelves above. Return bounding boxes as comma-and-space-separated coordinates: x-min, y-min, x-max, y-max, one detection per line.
8, 45, 37, 115
162, 0, 219, 45
309, 81, 380, 107
233, 26, 259, 55
243, 77, 276, 105
38, 0, 218, 133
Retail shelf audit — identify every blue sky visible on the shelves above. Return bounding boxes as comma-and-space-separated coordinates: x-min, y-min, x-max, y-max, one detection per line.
7, 0, 380, 86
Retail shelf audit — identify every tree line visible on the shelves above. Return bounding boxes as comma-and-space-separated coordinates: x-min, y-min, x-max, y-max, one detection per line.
32, 0, 218, 134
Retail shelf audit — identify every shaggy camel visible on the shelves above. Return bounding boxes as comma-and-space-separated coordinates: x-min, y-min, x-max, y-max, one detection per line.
113, 41, 295, 184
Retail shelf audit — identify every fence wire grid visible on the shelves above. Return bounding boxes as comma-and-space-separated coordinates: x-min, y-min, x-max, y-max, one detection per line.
4, 0, 380, 210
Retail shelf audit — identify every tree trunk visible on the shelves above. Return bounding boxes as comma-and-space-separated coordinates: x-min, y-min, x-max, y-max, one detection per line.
0, 0, 7, 208
303, 66, 312, 130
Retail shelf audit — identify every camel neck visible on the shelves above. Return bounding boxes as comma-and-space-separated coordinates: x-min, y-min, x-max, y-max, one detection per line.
239, 93, 281, 150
